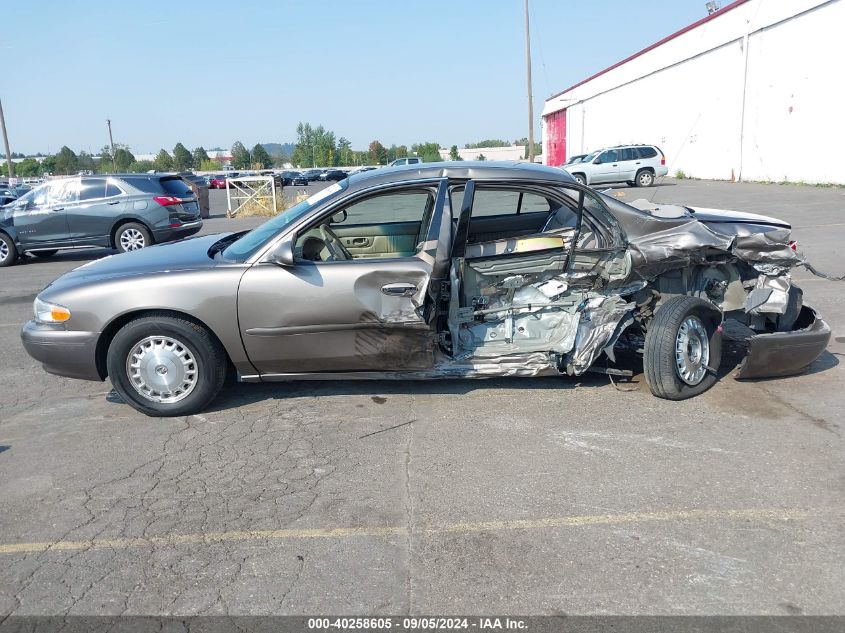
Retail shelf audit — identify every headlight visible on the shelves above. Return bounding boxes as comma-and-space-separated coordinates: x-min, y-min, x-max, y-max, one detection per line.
33, 297, 71, 323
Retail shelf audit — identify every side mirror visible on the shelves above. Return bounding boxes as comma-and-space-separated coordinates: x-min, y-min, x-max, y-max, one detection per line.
269, 236, 295, 266
593, 157, 602, 164
330, 209, 347, 224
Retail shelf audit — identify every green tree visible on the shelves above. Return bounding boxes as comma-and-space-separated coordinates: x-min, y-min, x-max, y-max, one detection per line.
192, 146, 210, 167
128, 160, 155, 173
412, 142, 442, 163
251, 144, 272, 169
231, 141, 251, 169
368, 140, 387, 165
77, 151, 96, 172
40, 155, 57, 174
336, 137, 353, 166
465, 139, 509, 149
173, 142, 192, 171
449, 145, 462, 161
114, 147, 135, 171
54, 146, 79, 174
5, 158, 41, 177
200, 159, 222, 171
153, 149, 173, 171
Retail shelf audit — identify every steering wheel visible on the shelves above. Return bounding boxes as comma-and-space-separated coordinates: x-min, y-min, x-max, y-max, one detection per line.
317, 224, 353, 261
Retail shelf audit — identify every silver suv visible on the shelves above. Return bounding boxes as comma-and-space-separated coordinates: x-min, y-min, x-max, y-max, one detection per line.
562, 144, 667, 187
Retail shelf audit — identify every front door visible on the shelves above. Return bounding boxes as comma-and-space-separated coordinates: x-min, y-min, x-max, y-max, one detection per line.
590, 149, 620, 184
237, 179, 451, 374
12, 179, 77, 249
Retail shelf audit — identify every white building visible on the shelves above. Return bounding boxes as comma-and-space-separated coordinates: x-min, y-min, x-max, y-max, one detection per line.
541, 0, 844, 184
438, 145, 527, 162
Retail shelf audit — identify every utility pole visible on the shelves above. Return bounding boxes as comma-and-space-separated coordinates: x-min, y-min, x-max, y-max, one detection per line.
0, 99, 14, 179
106, 118, 116, 171
524, 0, 535, 163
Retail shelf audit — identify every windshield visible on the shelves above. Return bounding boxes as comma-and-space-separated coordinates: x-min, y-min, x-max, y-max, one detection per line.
221, 180, 348, 261
582, 152, 599, 163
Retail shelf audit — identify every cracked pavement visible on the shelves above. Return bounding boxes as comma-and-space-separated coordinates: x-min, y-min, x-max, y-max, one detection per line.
0, 181, 843, 615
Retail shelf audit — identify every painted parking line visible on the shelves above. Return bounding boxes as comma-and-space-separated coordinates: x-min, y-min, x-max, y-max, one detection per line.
0, 506, 834, 556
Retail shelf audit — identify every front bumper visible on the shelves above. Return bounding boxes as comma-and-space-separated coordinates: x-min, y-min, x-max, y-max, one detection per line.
153, 220, 203, 244
734, 305, 831, 380
21, 320, 102, 381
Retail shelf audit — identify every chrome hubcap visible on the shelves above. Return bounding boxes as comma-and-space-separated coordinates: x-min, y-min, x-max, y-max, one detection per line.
675, 316, 710, 386
0, 241, 8, 261
639, 173, 652, 185
120, 228, 146, 251
126, 336, 198, 403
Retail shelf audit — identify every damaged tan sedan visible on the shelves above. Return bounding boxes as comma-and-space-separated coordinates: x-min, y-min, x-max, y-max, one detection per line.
22, 163, 831, 416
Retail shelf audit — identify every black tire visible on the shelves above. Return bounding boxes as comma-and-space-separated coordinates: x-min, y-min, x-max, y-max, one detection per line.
572, 173, 586, 185
635, 169, 655, 187
115, 222, 153, 253
106, 314, 227, 417
32, 250, 58, 258
0, 232, 18, 267
644, 296, 722, 400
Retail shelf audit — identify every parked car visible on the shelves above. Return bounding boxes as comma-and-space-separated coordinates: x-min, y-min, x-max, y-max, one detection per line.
0, 186, 18, 206
0, 174, 202, 267
563, 144, 667, 187
278, 171, 308, 186
302, 169, 323, 182
208, 175, 227, 189
320, 169, 348, 182
388, 157, 423, 167
564, 154, 587, 165
178, 173, 211, 219
20, 162, 829, 416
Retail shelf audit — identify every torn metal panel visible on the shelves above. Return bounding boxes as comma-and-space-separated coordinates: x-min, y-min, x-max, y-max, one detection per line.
566, 296, 636, 375
745, 274, 792, 315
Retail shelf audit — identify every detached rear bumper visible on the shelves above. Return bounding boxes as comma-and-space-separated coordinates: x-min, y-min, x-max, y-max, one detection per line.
734, 305, 831, 380
21, 320, 102, 381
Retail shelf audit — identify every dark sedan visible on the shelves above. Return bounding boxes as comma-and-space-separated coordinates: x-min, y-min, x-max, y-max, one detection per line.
320, 169, 348, 182
302, 169, 323, 182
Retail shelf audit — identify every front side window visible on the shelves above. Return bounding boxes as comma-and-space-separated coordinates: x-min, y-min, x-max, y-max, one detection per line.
598, 150, 618, 163
295, 187, 436, 262
47, 178, 80, 205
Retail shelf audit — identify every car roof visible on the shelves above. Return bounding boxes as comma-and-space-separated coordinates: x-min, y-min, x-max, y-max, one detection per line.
347, 161, 575, 189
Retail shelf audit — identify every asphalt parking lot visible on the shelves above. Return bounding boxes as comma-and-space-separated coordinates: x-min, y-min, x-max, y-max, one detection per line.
0, 178, 843, 615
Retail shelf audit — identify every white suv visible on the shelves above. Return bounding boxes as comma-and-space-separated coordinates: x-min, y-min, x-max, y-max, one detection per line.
562, 145, 667, 187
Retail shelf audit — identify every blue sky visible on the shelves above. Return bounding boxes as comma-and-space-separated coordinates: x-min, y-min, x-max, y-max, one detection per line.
6, 0, 710, 154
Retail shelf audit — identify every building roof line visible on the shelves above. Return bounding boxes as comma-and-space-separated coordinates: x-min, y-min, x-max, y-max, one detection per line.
545, 0, 750, 103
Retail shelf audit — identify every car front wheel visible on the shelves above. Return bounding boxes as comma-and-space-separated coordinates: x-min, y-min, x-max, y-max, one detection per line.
644, 296, 722, 400
107, 314, 227, 416
572, 173, 586, 185
115, 222, 152, 253
0, 233, 18, 267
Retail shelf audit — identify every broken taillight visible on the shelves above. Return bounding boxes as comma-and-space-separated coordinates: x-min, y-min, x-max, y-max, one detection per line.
788, 240, 798, 251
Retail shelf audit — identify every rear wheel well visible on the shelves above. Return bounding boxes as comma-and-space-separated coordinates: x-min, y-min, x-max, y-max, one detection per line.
95, 309, 233, 380
110, 219, 154, 249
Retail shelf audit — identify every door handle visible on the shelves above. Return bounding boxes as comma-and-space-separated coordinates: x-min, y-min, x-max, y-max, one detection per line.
52, 207, 64, 212
381, 283, 417, 297
107, 200, 120, 205
635, 161, 641, 165
349, 237, 369, 246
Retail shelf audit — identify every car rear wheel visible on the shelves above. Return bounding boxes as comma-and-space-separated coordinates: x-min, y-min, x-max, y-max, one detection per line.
107, 315, 227, 417
115, 223, 152, 253
0, 233, 18, 267
32, 250, 58, 258
572, 173, 586, 185
644, 296, 722, 400
635, 169, 655, 187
